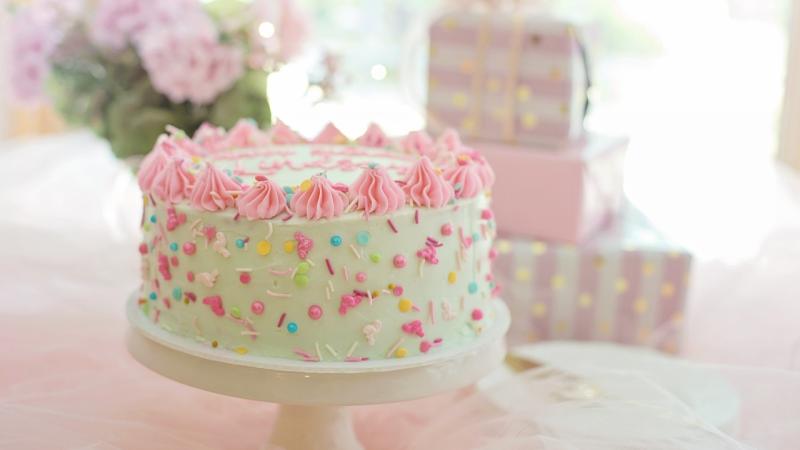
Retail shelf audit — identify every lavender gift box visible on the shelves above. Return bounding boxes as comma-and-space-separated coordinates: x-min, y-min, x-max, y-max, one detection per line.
492, 207, 692, 353
427, 10, 588, 147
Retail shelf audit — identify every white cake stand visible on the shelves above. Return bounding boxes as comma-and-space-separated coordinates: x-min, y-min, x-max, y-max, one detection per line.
126, 295, 510, 450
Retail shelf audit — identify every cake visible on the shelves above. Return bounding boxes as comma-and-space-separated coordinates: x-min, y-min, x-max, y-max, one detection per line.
136, 119, 500, 362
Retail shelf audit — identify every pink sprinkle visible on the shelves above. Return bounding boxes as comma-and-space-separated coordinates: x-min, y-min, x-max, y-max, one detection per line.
441, 223, 453, 236
138, 243, 148, 254
393, 254, 407, 268
251, 301, 264, 315
162, 297, 171, 309
481, 209, 493, 220
355, 272, 367, 283
277, 312, 286, 327
434, 338, 443, 344
148, 194, 157, 207
170, 256, 179, 267
488, 248, 498, 260
401, 319, 425, 337
392, 286, 403, 296
233, 212, 240, 221
414, 209, 420, 224
185, 292, 196, 303
202, 295, 225, 316
282, 213, 293, 222
387, 218, 398, 233
325, 258, 335, 275
203, 226, 217, 243
239, 273, 252, 284
345, 356, 369, 362
186, 271, 195, 282
420, 340, 432, 353
183, 242, 196, 255
471, 308, 484, 321
308, 304, 323, 320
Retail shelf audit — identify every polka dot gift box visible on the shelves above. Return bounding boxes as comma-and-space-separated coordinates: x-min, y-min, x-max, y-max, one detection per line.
492, 207, 692, 354
427, 9, 589, 148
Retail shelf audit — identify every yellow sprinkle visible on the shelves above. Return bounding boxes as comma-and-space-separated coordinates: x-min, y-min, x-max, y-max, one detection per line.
395, 347, 408, 358
398, 298, 413, 312
283, 240, 296, 253
387, 283, 395, 290
191, 155, 202, 164
142, 195, 149, 206
256, 240, 272, 256
447, 272, 457, 284
371, 290, 381, 298
234, 346, 248, 355
299, 179, 313, 192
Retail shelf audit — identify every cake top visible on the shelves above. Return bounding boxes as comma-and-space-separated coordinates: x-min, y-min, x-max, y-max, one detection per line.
137, 119, 495, 221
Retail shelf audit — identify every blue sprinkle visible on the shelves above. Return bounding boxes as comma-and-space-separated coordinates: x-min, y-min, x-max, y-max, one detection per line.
286, 192, 294, 204
472, 232, 480, 242
330, 235, 343, 247
149, 291, 157, 300
235, 238, 245, 249
368, 162, 379, 169
287, 322, 298, 334
172, 287, 182, 300
169, 242, 178, 252
149, 214, 157, 223
454, 182, 463, 192
356, 231, 370, 246
283, 186, 294, 194
468, 282, 478, 294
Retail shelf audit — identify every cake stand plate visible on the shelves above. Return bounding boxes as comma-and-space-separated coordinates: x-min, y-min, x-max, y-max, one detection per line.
126, 295, 510, 450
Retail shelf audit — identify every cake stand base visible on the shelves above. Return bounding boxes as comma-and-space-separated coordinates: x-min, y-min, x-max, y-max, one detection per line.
126, 296, 510, 450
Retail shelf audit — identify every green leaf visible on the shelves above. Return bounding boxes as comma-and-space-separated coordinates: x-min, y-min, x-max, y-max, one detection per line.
209, 70, 271, 129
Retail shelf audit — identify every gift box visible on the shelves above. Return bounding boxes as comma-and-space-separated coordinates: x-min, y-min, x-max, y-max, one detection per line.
474, 134, 627, 243
493, 207, 691, 353
427, 10, 589, 147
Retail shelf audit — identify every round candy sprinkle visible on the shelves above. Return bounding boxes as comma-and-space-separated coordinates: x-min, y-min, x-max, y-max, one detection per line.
169, 242, 178, 252
395, 347, 408, 358
441, 223, 453, 236
330, 235, 343, 247
186, 271, 195, 282
299, 179, 313, 192
149, 291, 157, 300
287, 322, 298, 333
308, 305, 323, 320
355, 272, 367, 283
251, 301, 265, 315
239, 273, 251, 284
393, 254, 407, 268
235, 238, 245, 249
149, 214, 157, 223
398, 298, 413, 312
472, 232, 480, 243
138, 243, 148, 254
471, 308, 484, 321
294, 274, 309, 287
448, 272, 457, 284
356, 231, 370, 246
296, 262, 311, 274
468, 282, 478, 294
392, 286, 404, 296
256, 240, 272, 256
481, 209, 493, 220
170, 256, 179, 267
369, 253, 381, 263
283, 240, 296, 253
230, 306, 242, 319
183, 242, 196, 255
283, 186, 294, 194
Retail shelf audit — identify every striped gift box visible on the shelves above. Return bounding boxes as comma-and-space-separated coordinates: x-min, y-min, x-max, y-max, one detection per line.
427, 11, 588, 147
493, 208, 691, 353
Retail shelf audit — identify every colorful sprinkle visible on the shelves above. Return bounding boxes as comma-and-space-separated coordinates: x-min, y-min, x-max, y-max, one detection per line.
172, 287, 182, 300
294, 274, 309, 287
395, 347, 408, 358
392, 285, 404, 296
149, 291, 157, 300
296, 262, 310, 274
308, 305, 323, 320
325, 258, 335, 275
230, 306, 242, 319
239, 272, 251, 284
235, 238, 246, 249
448, 272, 457, 284
278, 312, 286, 327
356, 231, 370, 246
441, 223, 453, 236
414, 209, 420, 224
387, 218, 398, 233
186, 271, 195, 282
287, 322, 298, 333
256, 240, 272, 256
149, 214, 157, 223
355, 272, 367, 283
299, 179, 313, 192
471, 308, 484, 321
283, 240, 296, 253
481, 209, 493, 220
251, 301, 265, 315
138, 243, 148, 254
369, 253, 381, 263
183, 242, 196, 255
393, 254, 407, 268
468, 281, 478, 294
170, 256, 179, 267
398, 298, 413, 312
169, 242, 178, 252
234, 346, 248, 355
330, 235, 343, 247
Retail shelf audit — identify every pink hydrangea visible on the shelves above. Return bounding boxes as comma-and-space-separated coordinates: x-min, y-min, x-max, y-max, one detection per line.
137, 17, 244, 105
89, 0, 200, 50
9, 6, 63, 102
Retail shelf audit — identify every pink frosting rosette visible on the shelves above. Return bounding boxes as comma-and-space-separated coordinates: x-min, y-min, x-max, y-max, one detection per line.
350, 164, 406, 216
235, 175, 286, 220
192, 122, 229, 152
401, 130, 436, 159
270, 119, 304, 145
290, 175, 348, 220
313, 122, 348, 144
443, 155, 484, 199
358, 123, 390, 148
224, 119, 270, 149
458, 148, 495, 189
436, 128, 462, 153
190, 164, 242, 211
137, 148, 168, 192
402, 156, 454, 208
152, 157, 195, 203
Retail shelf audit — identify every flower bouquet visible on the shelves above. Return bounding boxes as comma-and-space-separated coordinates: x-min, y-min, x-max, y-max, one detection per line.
8, 0, 309, 158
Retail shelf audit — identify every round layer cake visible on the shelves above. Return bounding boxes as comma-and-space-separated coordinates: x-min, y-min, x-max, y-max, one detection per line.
136, 120, 499, 362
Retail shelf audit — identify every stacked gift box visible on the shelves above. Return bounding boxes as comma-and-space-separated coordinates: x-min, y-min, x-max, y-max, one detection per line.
427, 8, 692, 353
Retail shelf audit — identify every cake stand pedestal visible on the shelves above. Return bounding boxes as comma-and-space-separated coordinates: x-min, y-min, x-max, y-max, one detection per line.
126, 296, 510, 450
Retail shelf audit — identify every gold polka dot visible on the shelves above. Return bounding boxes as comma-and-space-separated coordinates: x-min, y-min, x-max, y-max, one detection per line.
442, 17, 457, 30
578, 293, 592, 307
554, 320, 567, 334
429, 77, 439, 88
671, 312, 684, 325
452, 92, 468, 109
633, 297, 648, 314
514, 267, 531, 282
531, 241, 547, 255
491, 107, 510, 120
593, 256, 605, 269
661, 282, 676, 298
662, 341, 679, 354
637, 328, 652, 342
496, 240, 511, 254
516, 85, 531, 102
459, 59, 475, 74
522, 113, 539, 129
597, 321, 611, 335
642, 262, 655, 276
486, 78, 501, 92
559, 103, 569, 116
531, 302, 547, 317
551, 275, 566, 290
395, 347, 408, 358
461, 117, 477, 133
549, 67, 563, 81
615, 278, 628, 294
429, 46, 438, 57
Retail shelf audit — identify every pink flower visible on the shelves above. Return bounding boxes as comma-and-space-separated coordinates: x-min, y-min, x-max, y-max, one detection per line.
137, 18, 244, 105
89, 0, 200, 50
9, 5, 63, 102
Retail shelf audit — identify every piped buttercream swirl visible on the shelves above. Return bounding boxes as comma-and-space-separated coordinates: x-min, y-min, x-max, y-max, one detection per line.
358, 123, 390, 147
350, 164, 406, 216
190, 164, 242, 211
401, 130, 436, 158
291, 175, 348, 220
138, 137, 171, 191
270, 119, 304, 144
443, 156, 484, 199
235, 175, 286, 219
313, 122, 348, 144
224, 119, 269, 149
402, 156, 454, 208
152, 157, 195, 203
459, 148, 495, 189
192, 122, 228, 152
436, 128, 462, 152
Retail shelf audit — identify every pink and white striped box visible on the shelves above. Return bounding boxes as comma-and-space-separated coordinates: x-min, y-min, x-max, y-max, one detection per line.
474, 134, 628, 243
427, 11, 588, 147
493, 207, 691, 353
